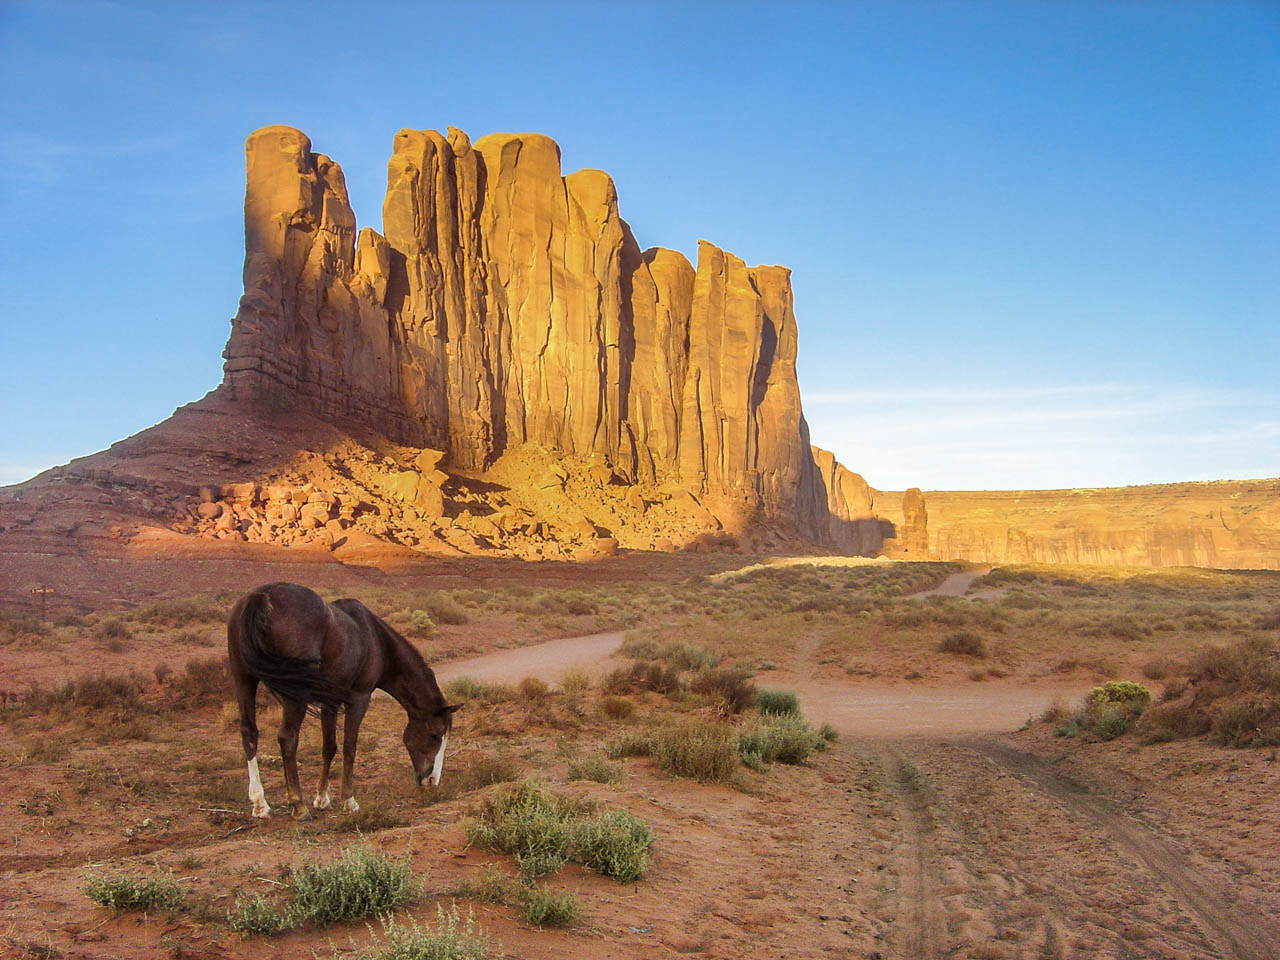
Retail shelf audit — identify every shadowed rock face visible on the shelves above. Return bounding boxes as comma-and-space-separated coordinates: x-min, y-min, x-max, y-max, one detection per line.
222, 125, 864, 546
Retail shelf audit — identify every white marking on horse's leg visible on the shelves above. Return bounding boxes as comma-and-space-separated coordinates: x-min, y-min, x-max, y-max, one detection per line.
313, 791, 331, 810
343, 796, 360, 813
247, 757, 270, 819
430, 733, 449, 787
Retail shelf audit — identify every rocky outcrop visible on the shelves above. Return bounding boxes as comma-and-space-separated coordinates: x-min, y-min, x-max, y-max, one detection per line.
222, 125, 843, 544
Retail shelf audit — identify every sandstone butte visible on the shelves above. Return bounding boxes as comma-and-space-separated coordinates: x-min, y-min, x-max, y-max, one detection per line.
0, 125, 1276, 570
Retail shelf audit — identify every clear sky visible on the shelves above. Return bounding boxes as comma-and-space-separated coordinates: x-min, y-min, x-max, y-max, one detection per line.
2, 0, 1276, 491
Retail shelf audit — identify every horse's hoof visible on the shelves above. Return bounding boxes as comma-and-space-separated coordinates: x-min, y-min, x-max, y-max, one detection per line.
343, 797, 360, 814
313, 792, 331, 810
251, 803, 271, 819
291, 805, 314, 822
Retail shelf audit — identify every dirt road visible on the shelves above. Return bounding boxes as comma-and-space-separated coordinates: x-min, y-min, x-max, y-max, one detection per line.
440, 623, 1280, 959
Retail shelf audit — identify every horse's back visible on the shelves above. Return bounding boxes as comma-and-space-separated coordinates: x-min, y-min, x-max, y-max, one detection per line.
232, 582, 331, 662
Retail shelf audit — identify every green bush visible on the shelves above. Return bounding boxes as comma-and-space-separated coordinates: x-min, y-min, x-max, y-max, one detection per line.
1092, 703, 1131, 741
757, 688, 799, 716
571, 810, 655, 883
1086, 681, 1152, 714
344, 905, 495, 960
83, 869, 184, 912
444, 676, 513, 704
226, 891, 295, 935
738, 714, 827, 766
520, 884, 581, 927
463, 781, 583, 879
426, 594, 470, 625
289, 847, 417, 926
599, 695, 635, 720
646, 722, 739, 783
566, 755, 624, 784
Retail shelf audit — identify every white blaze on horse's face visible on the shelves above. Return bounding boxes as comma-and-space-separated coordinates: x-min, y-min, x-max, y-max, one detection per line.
430, 733, 448, 787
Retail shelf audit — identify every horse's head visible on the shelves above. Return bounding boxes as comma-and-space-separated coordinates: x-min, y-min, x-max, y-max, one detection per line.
404, 702, 460, 788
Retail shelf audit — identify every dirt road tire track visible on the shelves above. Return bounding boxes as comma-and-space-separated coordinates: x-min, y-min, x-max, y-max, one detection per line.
975, 739, 1280, 960
878, 746, 950, 960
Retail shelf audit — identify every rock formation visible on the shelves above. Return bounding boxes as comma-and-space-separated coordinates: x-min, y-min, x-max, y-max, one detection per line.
221, 125, 858, 547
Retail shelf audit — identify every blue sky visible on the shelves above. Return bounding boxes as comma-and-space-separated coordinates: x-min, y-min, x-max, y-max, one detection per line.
1, 0, 1276, 490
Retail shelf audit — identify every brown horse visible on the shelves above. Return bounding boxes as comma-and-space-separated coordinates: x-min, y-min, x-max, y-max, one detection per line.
227, 582, 458, 821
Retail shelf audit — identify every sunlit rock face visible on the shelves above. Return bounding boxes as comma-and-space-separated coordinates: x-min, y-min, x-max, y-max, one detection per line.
221, 125, 873, 549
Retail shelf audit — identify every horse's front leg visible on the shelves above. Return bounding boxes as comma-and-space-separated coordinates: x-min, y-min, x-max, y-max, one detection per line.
277, 699, 312, 821
339, 695, 370, 813
234, 673, 270, 819
313, 705, 338, 810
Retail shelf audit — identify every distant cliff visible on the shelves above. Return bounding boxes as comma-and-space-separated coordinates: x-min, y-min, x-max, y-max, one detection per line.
884, 480, 1280, 570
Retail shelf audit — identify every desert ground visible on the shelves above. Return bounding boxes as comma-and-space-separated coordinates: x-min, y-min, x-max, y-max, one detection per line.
2, 557, 1278, 960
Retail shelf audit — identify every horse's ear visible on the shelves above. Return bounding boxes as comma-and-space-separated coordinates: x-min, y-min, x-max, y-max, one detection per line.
441, 703, 462, 715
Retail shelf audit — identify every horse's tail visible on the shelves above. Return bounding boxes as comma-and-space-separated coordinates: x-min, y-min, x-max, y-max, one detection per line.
232, 590, 348, 714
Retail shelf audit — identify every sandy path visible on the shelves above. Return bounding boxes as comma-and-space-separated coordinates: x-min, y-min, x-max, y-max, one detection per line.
434, 630, 625, 685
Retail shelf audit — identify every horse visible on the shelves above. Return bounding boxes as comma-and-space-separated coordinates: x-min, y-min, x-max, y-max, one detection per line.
227, 582, 458, 821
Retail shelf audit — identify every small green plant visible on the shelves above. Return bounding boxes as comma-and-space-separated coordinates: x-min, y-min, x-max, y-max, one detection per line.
1083, 681, 1151, 741
288, 846, 417, 926
519, 884, 581, 927
344, 905, 496, 960
517, 676, 549, 700
571, 809, 655, 883
226, 891, 295, 935
450, 865, 517, 905
83, 869, 184, 913
444, 676, 513, 704
326, 801, 406, 833
757, 688, 799, 716
566, 755, 624, 784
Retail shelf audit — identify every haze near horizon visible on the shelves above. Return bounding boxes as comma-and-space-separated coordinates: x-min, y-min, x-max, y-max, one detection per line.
1, 0, 1276, 491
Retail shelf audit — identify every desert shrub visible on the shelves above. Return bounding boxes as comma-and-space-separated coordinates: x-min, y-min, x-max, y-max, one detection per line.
818, 722, 839, 742
738, 714, 826, 767
450, 865, 517, 905
566, 755, 624, 784
619, 635, 660, 660
96, 618, 132, 641
645, 722, 739, 783
937, 631, 986, 658
1211, 696, 1280, 748
83, 869, 184, 912
599, 695, 635, 721
1083, 681, 1151, 740
520, 884, 581, 927
1139, 700, 1212, 743
558, 669, 592, 694
1141, 657, 1176, 681
28, 672, 144, 714
170, 656, 228, 704
289, 847, 417, 926
1104, 615, 1151, 643
444, 676, 513, 704
345, 905, 495, 960
138, 597, 223, 625
1086, 681, 1152, 714
757, 688, 799, 716
686, 667, 757, 713
571, 809, 655, 883
604, 729, 653, 758
517, 677, 549, 701
326, 801, 406, 834
655, 641, 720, 671
226, 891, 295, 935
463, 781, 582, 879
427, 594, 469, 626
602, 661, 680, 696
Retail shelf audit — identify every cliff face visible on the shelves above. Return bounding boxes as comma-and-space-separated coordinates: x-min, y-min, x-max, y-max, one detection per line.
906, 481, 1280, 570
222, 125, 843, 541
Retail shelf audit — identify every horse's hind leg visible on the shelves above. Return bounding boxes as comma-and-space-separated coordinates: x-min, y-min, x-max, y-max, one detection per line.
313, 705, 338, 810
234, 673, 270, 819
277, 699, 312, 822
